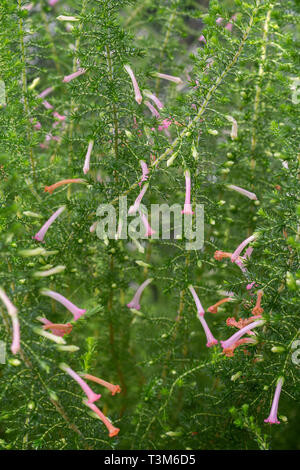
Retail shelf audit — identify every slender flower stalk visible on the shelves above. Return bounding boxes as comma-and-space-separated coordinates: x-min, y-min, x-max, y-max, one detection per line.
221, 319, 265, 350
198, 314, 218, 347
252, 290, 264, 315
0, 288, 20, 354
38, 317, 72, 337
127, 278, 153, 310
152, 72, 182, 84
188, 285, 205, 316
145, 101, 160, 118
84, 401, 120, 437
83, 140, 94, 174
143, 90, 163, 109
139, 160, 149, 186
44, 179, 86, 194
140, 212, 155, 237
81, 373, 121, 396
41, 289, 86, 321
60, 363, 101, 403
128, 183, 148, 215
33, 206, 65, 242
182, 169, 194, 215
63, 68, 86, 83
208, 297, 232, 314
124, 64, 142, 104
231, 234, 257, 262
264, 377, 284, 424
227, 185, 257, 200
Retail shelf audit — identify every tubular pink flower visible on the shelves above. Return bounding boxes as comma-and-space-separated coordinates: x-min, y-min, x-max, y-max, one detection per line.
198, 35, 207, 43
33, 206, 65, 242
252, 290, 264, 315
83, 140, 94, 174
38, 317, 72, 337
45, 178, 86, 194
153, 72, 182, 84
243, 247, 254, 259
227, 184, 257, 200
63, 68, 86, 83
145, 101, 160, 118
264, 377, 284, 425
127, 278, 153, 310
188, 285, 205, 316
38, 87, 54, 99
140, 212, 155, 237
182, 169, 194, 215
42, 100, 54, 110
89, 221, 98, 233
84, 401, 120, 437
128, 183, 148, 215
53, 111, 66, 122
225, 22, 233, 32
0, 288, 20, 355
81, 373, 121, 396
198, 314, 218, 347
246, 281, 256, 290
124, 64, 142, 104
143, 91, 163, 110
48, 0, 59, 5
41, 289, 86, 321
216, 17, 223, 25
139, 160, 149, 186
158, 118, 172, 131
60, 364, 101, 403
231, 234, 256, 263
221, 319, 264, 350
223, 337, 256, 357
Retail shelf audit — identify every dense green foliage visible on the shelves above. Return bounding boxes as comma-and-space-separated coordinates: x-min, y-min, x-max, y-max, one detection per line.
0, 0, 299, 450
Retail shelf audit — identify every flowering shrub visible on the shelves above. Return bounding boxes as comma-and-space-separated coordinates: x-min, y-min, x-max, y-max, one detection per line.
0, 0, 299, 450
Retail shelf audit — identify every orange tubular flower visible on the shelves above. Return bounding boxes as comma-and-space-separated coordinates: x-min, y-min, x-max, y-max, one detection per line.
223, 337, 256, 357
208, 297, 232, 314
214, 250, 233, 261
85, 401, 120, 438
43, 322, 73, 335
44, 178, 86, 194
252, 290, 264, 315
81, 373, 121, 396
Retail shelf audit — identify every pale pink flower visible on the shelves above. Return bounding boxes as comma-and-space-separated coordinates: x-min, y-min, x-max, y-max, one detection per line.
41, 289, 86, 321
231, 234, 257, 263
0, 288, 20, 355
243, 247, 254, 259
264, 377, 284, 425
53, 111, 66, 122
84, 401, 120, 437
128, 183, 148, 215
48, 0, 60, 5
83, 140, 94, 174
63, 68, 86, 83
216, 17, 223, 25
60, 363, 101, 403
81, 373, 121, 396
33, 206, 65, 242
225, 22, 233, 32
158, 118, 172, 131
89, 221, 98, 233
182, 169, 194, 215
198, 314, 218, 347
127, 278, 153, 310
42, 100, 54, 110
227, 185, 257, 200
139, 160, 149, 186
124, 64, 142, 104
246, 281, 256, 290
38, 87, 54, 99
198, 35, 207, 43
143, 91, 163, 110
220, 319, 264, 350
38, 317, 72, 337
140, 212, 155, 237
145, 101, 160, 118
188, 285, 205, 316
153, 72, 182, 84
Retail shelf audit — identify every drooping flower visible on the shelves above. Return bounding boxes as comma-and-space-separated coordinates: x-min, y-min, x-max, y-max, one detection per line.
140, 212, 155, 237
33, 265, 66, 277
41, 289, 86, 321
57, 15, 79, 22
246, 281, 256, 290
225, 22, 233, 32
60, 363, 101, 403
83, 140, 94, 174
208, 297, 232, 314
145, 100, 160, 118
152, 72, 183, 84
264, 377, 284, 425
0, 288, 20, 355
63, 68, 86, 83
158, 118, 172, 132
38, 87, 54, 99
198, 35, 207, 43
220, 319, 265, 351
48, 0, 60, 5
33, 206, 65, 242
42, 100, 54, 110
89, 221, 98, 233
231, 234, 257, 263
252, 290, 264, 315
182, 169, 194, 215
216, 17, 223, 25
38, 317, 72, 337
225, 115, 238, 139
214, 250, 233, 261
81, 373, 121, 396
243, 247, 254, 259
127, 278, 153, 310
124, 65, 142, 105
223, 337, 257, 357
188, 285, 205, 316
53, 111, 66, 122
198, 314, 218, 347
128, 183, 148, 215
139, 160, 149, 186
227, 184, 257, 200
44, 178, 86, 194
143, 90, 163, 110
84, 401, 120, 437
